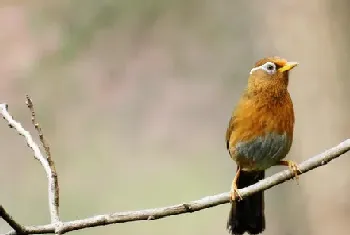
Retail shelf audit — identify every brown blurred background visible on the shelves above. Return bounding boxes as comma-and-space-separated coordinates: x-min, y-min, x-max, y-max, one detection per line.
1, 1, 350, 235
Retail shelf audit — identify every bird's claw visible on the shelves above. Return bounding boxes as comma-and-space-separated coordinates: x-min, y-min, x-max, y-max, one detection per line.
230, 188, 243, 202
287, 161, 302, 184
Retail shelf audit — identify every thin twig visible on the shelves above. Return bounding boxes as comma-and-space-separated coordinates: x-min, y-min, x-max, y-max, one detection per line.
25, 95, 54, 163
0, 103, 60, 224
0, 205, 26, 234
4, 139, 350, 235
25, 96, 60, 223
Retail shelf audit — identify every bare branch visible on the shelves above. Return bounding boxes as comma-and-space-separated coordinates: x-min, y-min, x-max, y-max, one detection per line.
4, 139, 350, 235
25, 96, 60, 223
0, 103, 60, 224
0, 205, 26, 234
25, 96, 53, 162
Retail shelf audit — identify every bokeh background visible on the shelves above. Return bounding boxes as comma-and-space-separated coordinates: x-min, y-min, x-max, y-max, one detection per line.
1, 1, 350, 235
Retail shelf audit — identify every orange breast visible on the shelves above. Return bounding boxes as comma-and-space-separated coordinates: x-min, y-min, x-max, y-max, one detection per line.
227, 92, 295, 170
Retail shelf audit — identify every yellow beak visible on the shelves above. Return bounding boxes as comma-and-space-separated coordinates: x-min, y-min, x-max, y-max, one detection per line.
278, 62, 299, 72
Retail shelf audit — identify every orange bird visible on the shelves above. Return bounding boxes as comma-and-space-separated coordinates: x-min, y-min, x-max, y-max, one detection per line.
225, 57, 299, 235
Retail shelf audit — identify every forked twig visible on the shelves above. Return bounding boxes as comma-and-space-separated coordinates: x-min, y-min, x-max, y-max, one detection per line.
0, 101, 59, 225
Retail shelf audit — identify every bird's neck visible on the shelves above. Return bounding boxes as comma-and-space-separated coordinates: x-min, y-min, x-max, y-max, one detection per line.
245, 87, 290, 106
247, 75, 289, 100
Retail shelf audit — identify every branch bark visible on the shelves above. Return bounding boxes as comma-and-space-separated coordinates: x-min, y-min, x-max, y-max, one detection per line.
25, 96, 60, 224
0, 205, 26, 234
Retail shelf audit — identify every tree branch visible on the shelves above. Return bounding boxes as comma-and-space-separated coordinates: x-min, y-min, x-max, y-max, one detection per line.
0, 103, 60, 225
4, 135, 350, 234
0, 205, 26, 234
25, 96, 60, 224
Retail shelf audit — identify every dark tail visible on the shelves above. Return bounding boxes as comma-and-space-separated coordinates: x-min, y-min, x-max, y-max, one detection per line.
227, 170, 265, 235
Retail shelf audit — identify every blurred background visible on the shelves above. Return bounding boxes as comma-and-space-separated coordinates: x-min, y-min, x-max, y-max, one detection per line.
1, 1, 350, 235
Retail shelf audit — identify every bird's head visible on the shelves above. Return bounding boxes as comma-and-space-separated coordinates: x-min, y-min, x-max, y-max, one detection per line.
247, 57, 298, 95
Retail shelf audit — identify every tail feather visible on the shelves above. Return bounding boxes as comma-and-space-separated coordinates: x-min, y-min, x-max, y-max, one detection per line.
227, 170, 265, 235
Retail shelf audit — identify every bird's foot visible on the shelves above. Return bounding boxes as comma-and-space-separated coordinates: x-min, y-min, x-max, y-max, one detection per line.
230, 167, 242, 201
230, 187, 242, 202
277, 160, 302, 184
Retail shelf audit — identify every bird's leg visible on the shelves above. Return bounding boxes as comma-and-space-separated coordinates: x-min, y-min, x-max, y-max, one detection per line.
230, 166, 243, 201
275, 160, 302, 183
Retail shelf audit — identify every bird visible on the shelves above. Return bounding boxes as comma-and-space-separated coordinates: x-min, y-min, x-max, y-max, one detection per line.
225, 56, 300, 235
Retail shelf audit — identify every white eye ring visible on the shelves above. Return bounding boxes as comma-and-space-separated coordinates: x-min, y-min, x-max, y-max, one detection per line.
250, 62, 276, 75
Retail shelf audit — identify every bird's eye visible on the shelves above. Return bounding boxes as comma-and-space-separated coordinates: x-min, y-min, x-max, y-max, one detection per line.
262, 62, 276, 74
249, 61, 276, 75
267, 64, 274, 71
